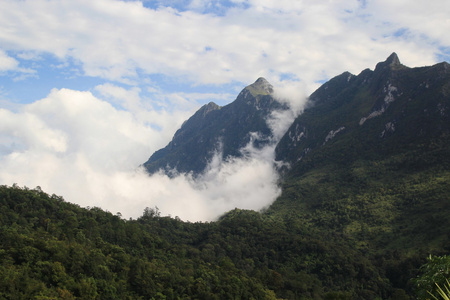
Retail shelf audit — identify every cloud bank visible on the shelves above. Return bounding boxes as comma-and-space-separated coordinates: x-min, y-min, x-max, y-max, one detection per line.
0, 85, 305, 221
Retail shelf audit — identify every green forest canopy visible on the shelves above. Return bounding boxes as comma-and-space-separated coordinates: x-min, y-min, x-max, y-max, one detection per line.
0, 184, 449, 299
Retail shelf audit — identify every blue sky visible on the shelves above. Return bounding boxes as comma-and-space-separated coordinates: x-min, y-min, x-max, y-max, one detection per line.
0, 0, 449, 221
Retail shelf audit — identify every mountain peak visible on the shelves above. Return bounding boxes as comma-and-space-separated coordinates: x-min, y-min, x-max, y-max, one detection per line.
246, 77, 274, 96
143, 77, 285, 175
375, 52, 402, 72
200, 101, 220, 115
386, 52, 400, 65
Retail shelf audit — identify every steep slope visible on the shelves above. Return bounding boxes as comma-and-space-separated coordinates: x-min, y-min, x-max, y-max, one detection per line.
144, 77, 288, 175
275, 52, 450, 170
267, 53, 450, 293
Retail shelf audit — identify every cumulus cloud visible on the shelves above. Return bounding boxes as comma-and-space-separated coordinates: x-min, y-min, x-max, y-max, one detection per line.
0, 85, 304, 221
0, 88, 178, 212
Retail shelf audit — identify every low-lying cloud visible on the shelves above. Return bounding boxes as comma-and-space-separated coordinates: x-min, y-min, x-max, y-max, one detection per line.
0, 85, 306, 221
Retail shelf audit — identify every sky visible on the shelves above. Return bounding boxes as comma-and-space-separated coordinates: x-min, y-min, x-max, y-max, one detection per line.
0, 0, 449, 221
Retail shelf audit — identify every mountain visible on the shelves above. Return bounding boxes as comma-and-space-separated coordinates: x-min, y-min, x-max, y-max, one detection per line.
275, 52, 450, 172
271, 52, 450, 237
265, 53, 450, 296
143, 77, 288, 175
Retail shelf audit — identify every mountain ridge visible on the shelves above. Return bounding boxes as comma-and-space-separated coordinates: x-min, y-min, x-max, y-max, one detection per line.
275, 53, 450, 172
143, 77, 288, 175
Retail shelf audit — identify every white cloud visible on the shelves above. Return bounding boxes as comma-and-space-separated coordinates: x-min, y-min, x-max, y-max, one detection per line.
0, 0, 447, 91
0, 86, 293, 221
0, 108, 68, 153
364, 0, 450, 47
0, 50, 19, 72
0, 49, 37, 81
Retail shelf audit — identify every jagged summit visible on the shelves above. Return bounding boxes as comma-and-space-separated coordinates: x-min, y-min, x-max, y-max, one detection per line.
374, 52, 403, 72
386, 52, 400, 65
246, 77, 274, 96
199, 101, 221, 117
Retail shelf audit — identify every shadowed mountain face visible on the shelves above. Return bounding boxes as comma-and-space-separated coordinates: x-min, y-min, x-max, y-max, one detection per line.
143, 77, 288, 175
275, 52, 450, 174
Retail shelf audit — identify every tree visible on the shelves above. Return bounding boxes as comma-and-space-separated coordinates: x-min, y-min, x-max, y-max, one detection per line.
415, 255, 450, 300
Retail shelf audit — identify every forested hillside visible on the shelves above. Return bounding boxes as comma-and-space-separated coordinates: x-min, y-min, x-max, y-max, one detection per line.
0, 184, 448, 299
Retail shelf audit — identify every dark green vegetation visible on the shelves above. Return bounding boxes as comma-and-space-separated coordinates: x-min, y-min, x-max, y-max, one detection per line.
414, 255, 450, 300
143, 77, 288, 175
0, 185, 279, 299
2, 54, 450, 299
2, 184, 448, 299
0, 186, 353, 299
